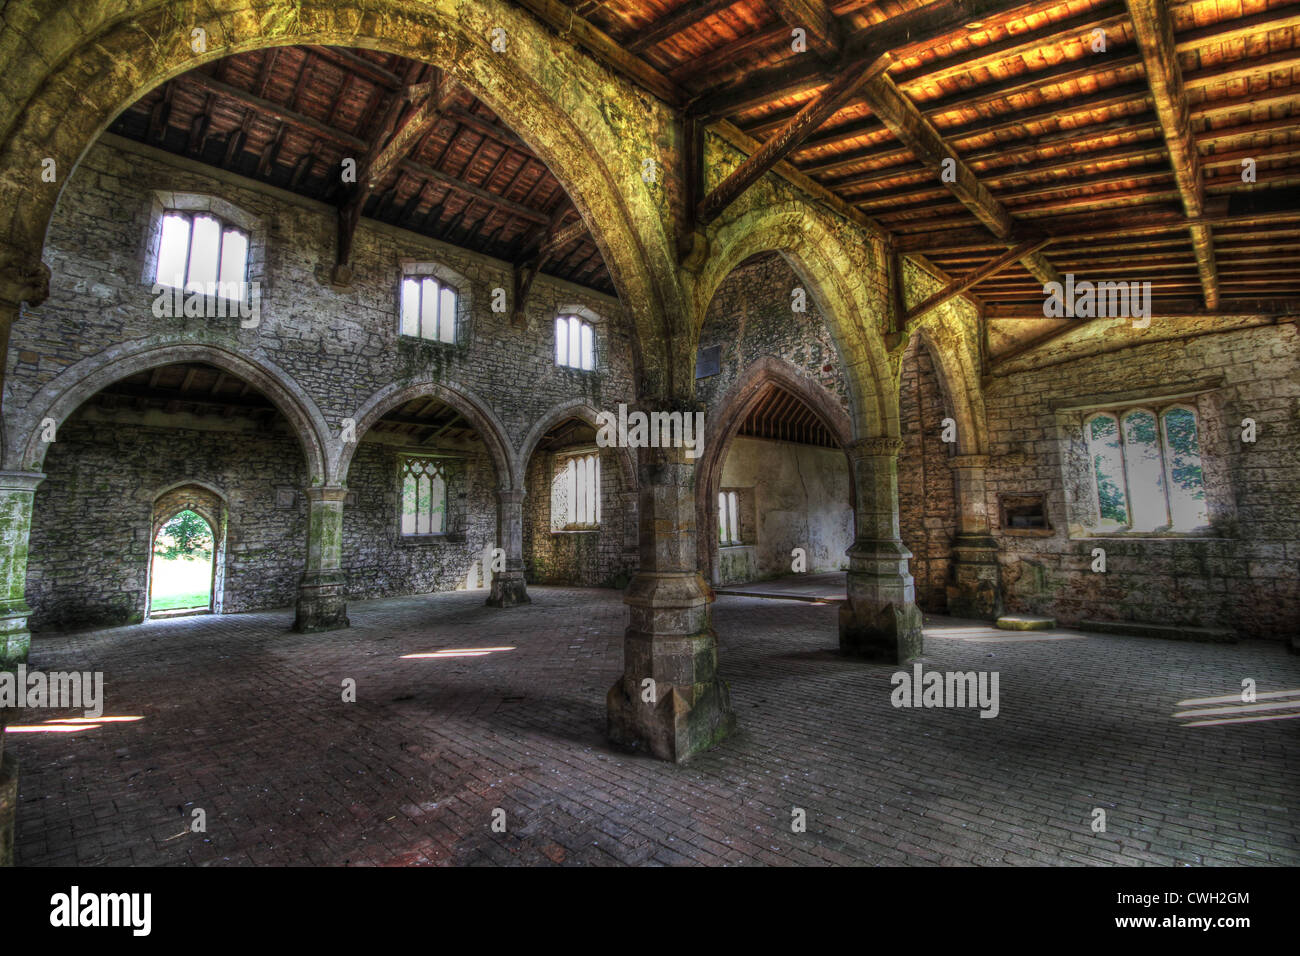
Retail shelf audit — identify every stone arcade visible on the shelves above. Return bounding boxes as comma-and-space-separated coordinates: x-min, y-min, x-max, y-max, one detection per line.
0, 0, 1296, 866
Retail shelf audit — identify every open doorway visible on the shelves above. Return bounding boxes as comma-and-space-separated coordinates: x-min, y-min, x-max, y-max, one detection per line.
150, 510, 215, 614
147, 483, 228, 619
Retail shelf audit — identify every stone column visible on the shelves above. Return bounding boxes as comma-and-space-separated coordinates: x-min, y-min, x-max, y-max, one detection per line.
0, 471, 42, 866
0, 249, 49, 866
293, 485, 350, 632
0, 472, 44, 669
607, 436, 735, 762
946, 454, 1003, 620
839, 437, 924, 663
486, 488, 529, 607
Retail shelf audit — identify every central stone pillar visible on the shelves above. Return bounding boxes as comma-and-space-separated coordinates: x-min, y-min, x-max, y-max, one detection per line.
839, 437, 924, 663
293, 485, 350, 632
607, 437, 735, 762
486, 488, 530, 607
0, 471, 42, 867
946, 454, 1003, 620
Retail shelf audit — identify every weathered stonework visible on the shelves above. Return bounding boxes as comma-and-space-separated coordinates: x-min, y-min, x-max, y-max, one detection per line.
983, 322, 1300, 640
608, 440, 734, 762
840, 438, 924, 663
523, 449, 637, 589
899, 336, 959, 612
29, 418, 307, 630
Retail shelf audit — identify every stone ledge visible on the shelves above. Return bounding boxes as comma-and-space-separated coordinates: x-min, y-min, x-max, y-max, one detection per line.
1078, 619, 1237, 643
996, 615, 1056, 631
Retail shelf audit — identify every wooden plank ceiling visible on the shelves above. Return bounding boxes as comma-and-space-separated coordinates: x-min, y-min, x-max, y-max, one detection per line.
110, 1, 1299, 358
738, 381, 841, 446
533, 0, 1300, 356
112, 46, 612, 293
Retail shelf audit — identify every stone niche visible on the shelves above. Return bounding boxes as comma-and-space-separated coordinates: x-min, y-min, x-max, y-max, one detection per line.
1000, 494, 1052, 536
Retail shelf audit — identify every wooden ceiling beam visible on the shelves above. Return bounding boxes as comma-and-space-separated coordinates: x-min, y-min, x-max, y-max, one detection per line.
693, 0, 1036, 119
1127, 0, 1217, 309
855, 71, 1061, 285
695, 51, 894, 227
307, 46, 402, 90
895, 192, 1300, 253
364, 78, 463, 190
628, 0, 745, 54
903, 238, 1050, 325
763, 0, 844, 58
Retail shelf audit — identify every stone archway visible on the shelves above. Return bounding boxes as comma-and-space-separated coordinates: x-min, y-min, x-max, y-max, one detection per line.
517, 398, 639, 590
341, 377, 525, 608
10, 340, 331, 482
518, 398, 638, 495
695, 356, 855, 582
340, 379, 516, 490
689, 200, 896, 442
0, 0, 687, 396
689, 200, 922, 664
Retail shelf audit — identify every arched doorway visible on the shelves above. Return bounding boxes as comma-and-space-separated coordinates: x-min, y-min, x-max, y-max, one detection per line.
148, 506, 219, 617
25, 359, 315, 631
691, 250, 857, 587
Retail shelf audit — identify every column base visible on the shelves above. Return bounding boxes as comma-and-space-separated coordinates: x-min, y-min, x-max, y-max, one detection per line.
606, 572, 736, 762
607, 666, 735, 764
839, 540, 924, 663
0, 751, 16, 866
485, 571, 530, 608
292, 570, 350, 633
946, 535, 1003, 621
839, 600, 924, 663
0, 600, 32, 670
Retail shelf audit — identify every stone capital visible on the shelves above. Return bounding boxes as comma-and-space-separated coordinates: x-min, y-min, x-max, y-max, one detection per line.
0, 472, 46, 495
496, 488, 525, 507
847, 436, 904, 458
304, 485, 348, 505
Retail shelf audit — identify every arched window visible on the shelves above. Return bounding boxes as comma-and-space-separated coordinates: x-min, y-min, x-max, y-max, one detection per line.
1161, 406, 1208, 529
551, 452, 601, 530
1086, 413, 1129, 529
555, 314, 595, 370
155, 211, 249, 299
718, 490, 740, 545
401, 456, 449, 535
400, 275, 457, 343
1084, 405, 1208, 532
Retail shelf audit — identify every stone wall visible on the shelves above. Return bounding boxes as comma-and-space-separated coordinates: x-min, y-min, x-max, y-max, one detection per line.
9, 136, 637, 466
12, 136, 650, 621
342, 439, 498, 599
899, 336, 958, 612
695, 252, 850, 414
522, 447, 637, 587
28, 412, 308, 631
717, 436, 853, 584
985, 321, 1300, 640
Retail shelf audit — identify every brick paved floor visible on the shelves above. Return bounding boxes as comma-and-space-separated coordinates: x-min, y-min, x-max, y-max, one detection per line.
9, 587, 1299, 866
